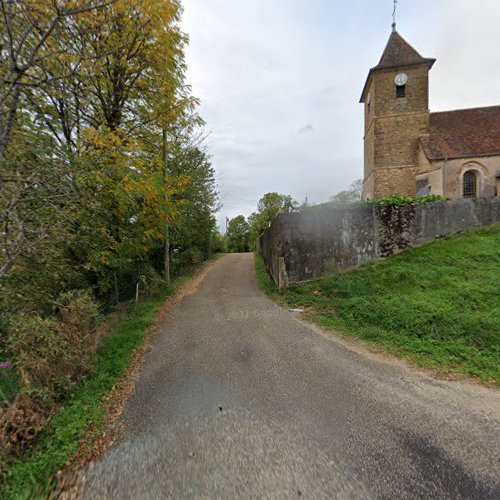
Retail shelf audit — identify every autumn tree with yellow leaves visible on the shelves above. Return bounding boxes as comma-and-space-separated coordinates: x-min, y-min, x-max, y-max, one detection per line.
0, 0, 218, 462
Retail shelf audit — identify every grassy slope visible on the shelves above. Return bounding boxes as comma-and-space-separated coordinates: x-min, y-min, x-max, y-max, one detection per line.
255, 225, 500, 384
1, 268, 204, 499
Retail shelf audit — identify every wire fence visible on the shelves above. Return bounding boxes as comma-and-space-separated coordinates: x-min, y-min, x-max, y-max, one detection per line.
96, 246, 211, 313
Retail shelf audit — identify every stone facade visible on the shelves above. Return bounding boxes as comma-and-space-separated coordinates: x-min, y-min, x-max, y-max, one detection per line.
416, 151, 500, 200
361, 31, 500, 200
373, 167, 418, 198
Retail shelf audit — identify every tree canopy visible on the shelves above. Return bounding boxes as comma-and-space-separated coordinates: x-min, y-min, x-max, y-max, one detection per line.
226, 216, 250, 253
0, 0, 220, 465
248, 193, 298, 246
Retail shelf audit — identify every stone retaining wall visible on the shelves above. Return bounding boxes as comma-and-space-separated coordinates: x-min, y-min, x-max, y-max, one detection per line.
257, 198, 500, 288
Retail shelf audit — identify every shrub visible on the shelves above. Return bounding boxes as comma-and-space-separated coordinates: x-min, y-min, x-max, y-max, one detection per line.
139, 264, 167, 297
367, 194, 447, 207
6, 316, 62, 397
0, 361, 18, 404
0, 290, 98, 457
0, 393, 49, 455
183, 247, 203, 266
306, 194, 447, 211
210, 231, 227, 253
6, 290, 98, 403
55, 289, 100, 375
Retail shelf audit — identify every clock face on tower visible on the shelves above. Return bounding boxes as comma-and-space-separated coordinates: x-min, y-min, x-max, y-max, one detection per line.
395, 73, 408, 86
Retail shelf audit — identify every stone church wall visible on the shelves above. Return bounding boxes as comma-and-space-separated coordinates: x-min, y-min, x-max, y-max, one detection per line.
416, 153, 500, 198
374, 167, 418, 198
257, 198, 500, 288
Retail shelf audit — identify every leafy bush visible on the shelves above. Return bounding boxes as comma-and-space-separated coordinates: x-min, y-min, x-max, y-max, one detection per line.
210, 230, 227, 254
366, 194, 447, 207
55, 289, 100, 374
0, 394, 49, 455
139, 264, 167, 297
306, 194, 447, 211
0, 290, 98, 457
6, 290, 98, 404
183, 247, 204, 266
6, 317, 61, 398
0, 361, 17, 404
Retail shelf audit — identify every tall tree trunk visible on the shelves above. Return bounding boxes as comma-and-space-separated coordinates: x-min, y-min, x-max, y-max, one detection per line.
162, 129, 170, 284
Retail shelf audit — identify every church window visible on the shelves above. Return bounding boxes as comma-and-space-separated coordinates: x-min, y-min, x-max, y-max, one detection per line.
396, 84, 406, 98
462, 170, 478, 198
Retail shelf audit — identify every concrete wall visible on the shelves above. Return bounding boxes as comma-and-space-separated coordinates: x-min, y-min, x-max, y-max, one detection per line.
258, 198, 500, 288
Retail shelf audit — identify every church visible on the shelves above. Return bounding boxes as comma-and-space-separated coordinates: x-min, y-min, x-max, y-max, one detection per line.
360, 29, 500, 200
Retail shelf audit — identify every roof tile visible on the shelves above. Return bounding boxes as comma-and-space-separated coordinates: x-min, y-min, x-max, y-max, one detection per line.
377, 31, 431, 69
420, 106, 500, 160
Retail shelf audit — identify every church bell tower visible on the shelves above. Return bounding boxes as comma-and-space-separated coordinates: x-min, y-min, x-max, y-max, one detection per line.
360, 30, 436, 199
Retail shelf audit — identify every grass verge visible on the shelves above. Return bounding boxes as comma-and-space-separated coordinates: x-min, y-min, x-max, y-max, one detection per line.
1, 261, 214, 499
254, 225, 500, 385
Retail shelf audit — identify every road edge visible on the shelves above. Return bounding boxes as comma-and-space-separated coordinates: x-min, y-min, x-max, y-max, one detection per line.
57, 256, 223, 498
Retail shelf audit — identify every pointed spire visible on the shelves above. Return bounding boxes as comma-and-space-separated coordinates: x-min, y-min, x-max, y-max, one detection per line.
359, 31, 435, 103
376, 31, 435, 70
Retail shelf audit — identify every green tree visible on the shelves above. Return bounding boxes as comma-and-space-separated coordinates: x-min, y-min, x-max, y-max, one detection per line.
210, 226, 227, 254
301, 180, 363, 212
167, 143, 219, 258
248, 193, 298, 246
1, 0, 197, 288
328, 179, 363, 206
0, 0, 114, 280
0, 0, 219, 462
226, 216, 250, 253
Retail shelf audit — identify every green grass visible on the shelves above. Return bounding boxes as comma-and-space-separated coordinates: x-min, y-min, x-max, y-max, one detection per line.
1, 263, 208, 499
255, 225, 500, 384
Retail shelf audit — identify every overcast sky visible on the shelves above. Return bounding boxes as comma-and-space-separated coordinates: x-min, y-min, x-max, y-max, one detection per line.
181, 0, 500, 227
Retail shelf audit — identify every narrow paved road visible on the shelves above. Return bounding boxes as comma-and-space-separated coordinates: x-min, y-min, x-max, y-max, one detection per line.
82, 254, 500, 499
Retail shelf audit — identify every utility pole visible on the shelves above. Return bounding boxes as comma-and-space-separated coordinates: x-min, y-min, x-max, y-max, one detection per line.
162, 129, 171, 284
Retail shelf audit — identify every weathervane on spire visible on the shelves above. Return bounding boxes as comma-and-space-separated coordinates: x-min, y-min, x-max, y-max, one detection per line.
392, 0, 398, 32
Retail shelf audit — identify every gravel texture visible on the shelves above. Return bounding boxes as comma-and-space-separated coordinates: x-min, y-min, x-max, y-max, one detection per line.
81, 253, 500, 499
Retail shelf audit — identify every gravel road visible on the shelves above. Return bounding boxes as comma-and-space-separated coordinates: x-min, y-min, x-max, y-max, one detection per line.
81, 253, 500, 499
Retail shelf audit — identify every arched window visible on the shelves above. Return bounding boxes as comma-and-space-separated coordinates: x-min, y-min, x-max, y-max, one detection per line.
463, 170, 478, 198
